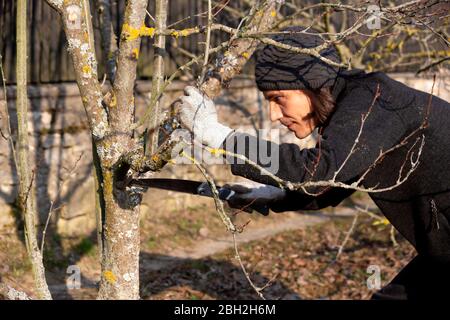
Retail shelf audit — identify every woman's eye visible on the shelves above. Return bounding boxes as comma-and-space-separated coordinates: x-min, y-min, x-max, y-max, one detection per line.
274, 97, 282, 103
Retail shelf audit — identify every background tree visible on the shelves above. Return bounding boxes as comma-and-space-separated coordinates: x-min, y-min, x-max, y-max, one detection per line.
14, 0, 51, 299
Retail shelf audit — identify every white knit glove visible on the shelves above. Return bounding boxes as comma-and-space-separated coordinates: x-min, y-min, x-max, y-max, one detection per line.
179, 86, 233, 149
223, 181, 286, 209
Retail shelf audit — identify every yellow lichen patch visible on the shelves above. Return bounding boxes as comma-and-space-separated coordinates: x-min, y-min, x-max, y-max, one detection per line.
372, 218, 390, 226
122, 23, 140, 41
370, 52, 382, 60
171, 30, 179, 38
385, 40, 396, 52
140, 26, 155, 38
103, 270, 117, 284
83, 31, 89, 42
270, 10, 277, 17
103, 170, 114, 196
82, 65, 91, 75
179, 28, 192, 37
241, 52, 250, 59
131, 48, 139, 59
151, 154, 160, 163
209, 148, 226, 156
109, 94, 117, 108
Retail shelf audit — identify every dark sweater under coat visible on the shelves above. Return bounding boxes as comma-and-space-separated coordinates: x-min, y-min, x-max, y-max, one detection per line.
223, 70, 450, 296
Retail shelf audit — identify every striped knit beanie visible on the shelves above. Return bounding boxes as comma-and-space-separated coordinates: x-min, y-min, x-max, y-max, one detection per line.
255, 26, 342, 91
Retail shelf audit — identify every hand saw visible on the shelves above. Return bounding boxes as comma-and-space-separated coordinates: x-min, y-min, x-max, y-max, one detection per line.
129, 178, 270, 215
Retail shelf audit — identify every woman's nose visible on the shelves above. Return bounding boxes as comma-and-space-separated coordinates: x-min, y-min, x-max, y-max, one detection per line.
269, 102, 283, 122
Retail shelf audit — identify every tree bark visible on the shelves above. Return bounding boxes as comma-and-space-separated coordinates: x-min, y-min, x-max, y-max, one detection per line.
16, 0, 51, 300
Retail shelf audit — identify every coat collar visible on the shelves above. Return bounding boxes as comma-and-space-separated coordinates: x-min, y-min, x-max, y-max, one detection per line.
331, 68, 366, 102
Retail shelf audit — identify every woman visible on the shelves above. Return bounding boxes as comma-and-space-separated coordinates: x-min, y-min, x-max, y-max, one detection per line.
179, 26, 450, 300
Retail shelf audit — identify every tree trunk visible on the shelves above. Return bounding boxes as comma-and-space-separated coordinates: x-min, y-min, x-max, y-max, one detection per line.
96, 0, 148, 299
96, 155, 141, 299
16, 0, 51, 300
45, 0, 148, 299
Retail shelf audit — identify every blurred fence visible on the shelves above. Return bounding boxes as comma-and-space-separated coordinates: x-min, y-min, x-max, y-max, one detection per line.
2, 1, 449, 84
0, 0, 258, 83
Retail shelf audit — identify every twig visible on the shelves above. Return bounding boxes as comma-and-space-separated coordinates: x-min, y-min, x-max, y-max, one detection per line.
245, 33, 347, 69
40, 152, 84, 254
180, 150, 236, 233
40, 201, 54, 254
354, 204, 384, 221
100, 73, 107, 87
335, 212, 359, 261
332, 85, 381, 181
417, 57, 450, 74
131, 40, 230, 130
199, 0, 213, 84
181, 143, 276, 300
390, 225, 398, 247
145, 10, 155, 23
232, 233, 266, 300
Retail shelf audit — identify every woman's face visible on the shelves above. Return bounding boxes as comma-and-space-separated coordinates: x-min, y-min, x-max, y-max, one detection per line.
263, 89, 318, 139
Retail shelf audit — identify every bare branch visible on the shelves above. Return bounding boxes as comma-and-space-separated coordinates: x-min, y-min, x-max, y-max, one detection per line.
335, 212, 359, 261
180, 150, 236, 233
199, 0, 213, 84
417, 57, 450, 74
232, 233, 267, 300
41, 153, 84, 254
45, 0, 63, 12
95, 0, 118, 82
46, 0, 109, 141
200, 0, 280, 99
145, 0, 168, 156
332, 85, 381, 181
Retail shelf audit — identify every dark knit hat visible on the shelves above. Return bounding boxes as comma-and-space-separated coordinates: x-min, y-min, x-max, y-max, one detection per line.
255, 26, 342, 91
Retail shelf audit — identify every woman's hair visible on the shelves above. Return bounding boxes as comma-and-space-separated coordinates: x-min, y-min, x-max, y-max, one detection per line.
306, 87, 336, 126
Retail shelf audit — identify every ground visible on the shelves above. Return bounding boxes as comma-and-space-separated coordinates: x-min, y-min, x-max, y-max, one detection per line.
0, 193, 415, 300
141, 216, 414, 300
